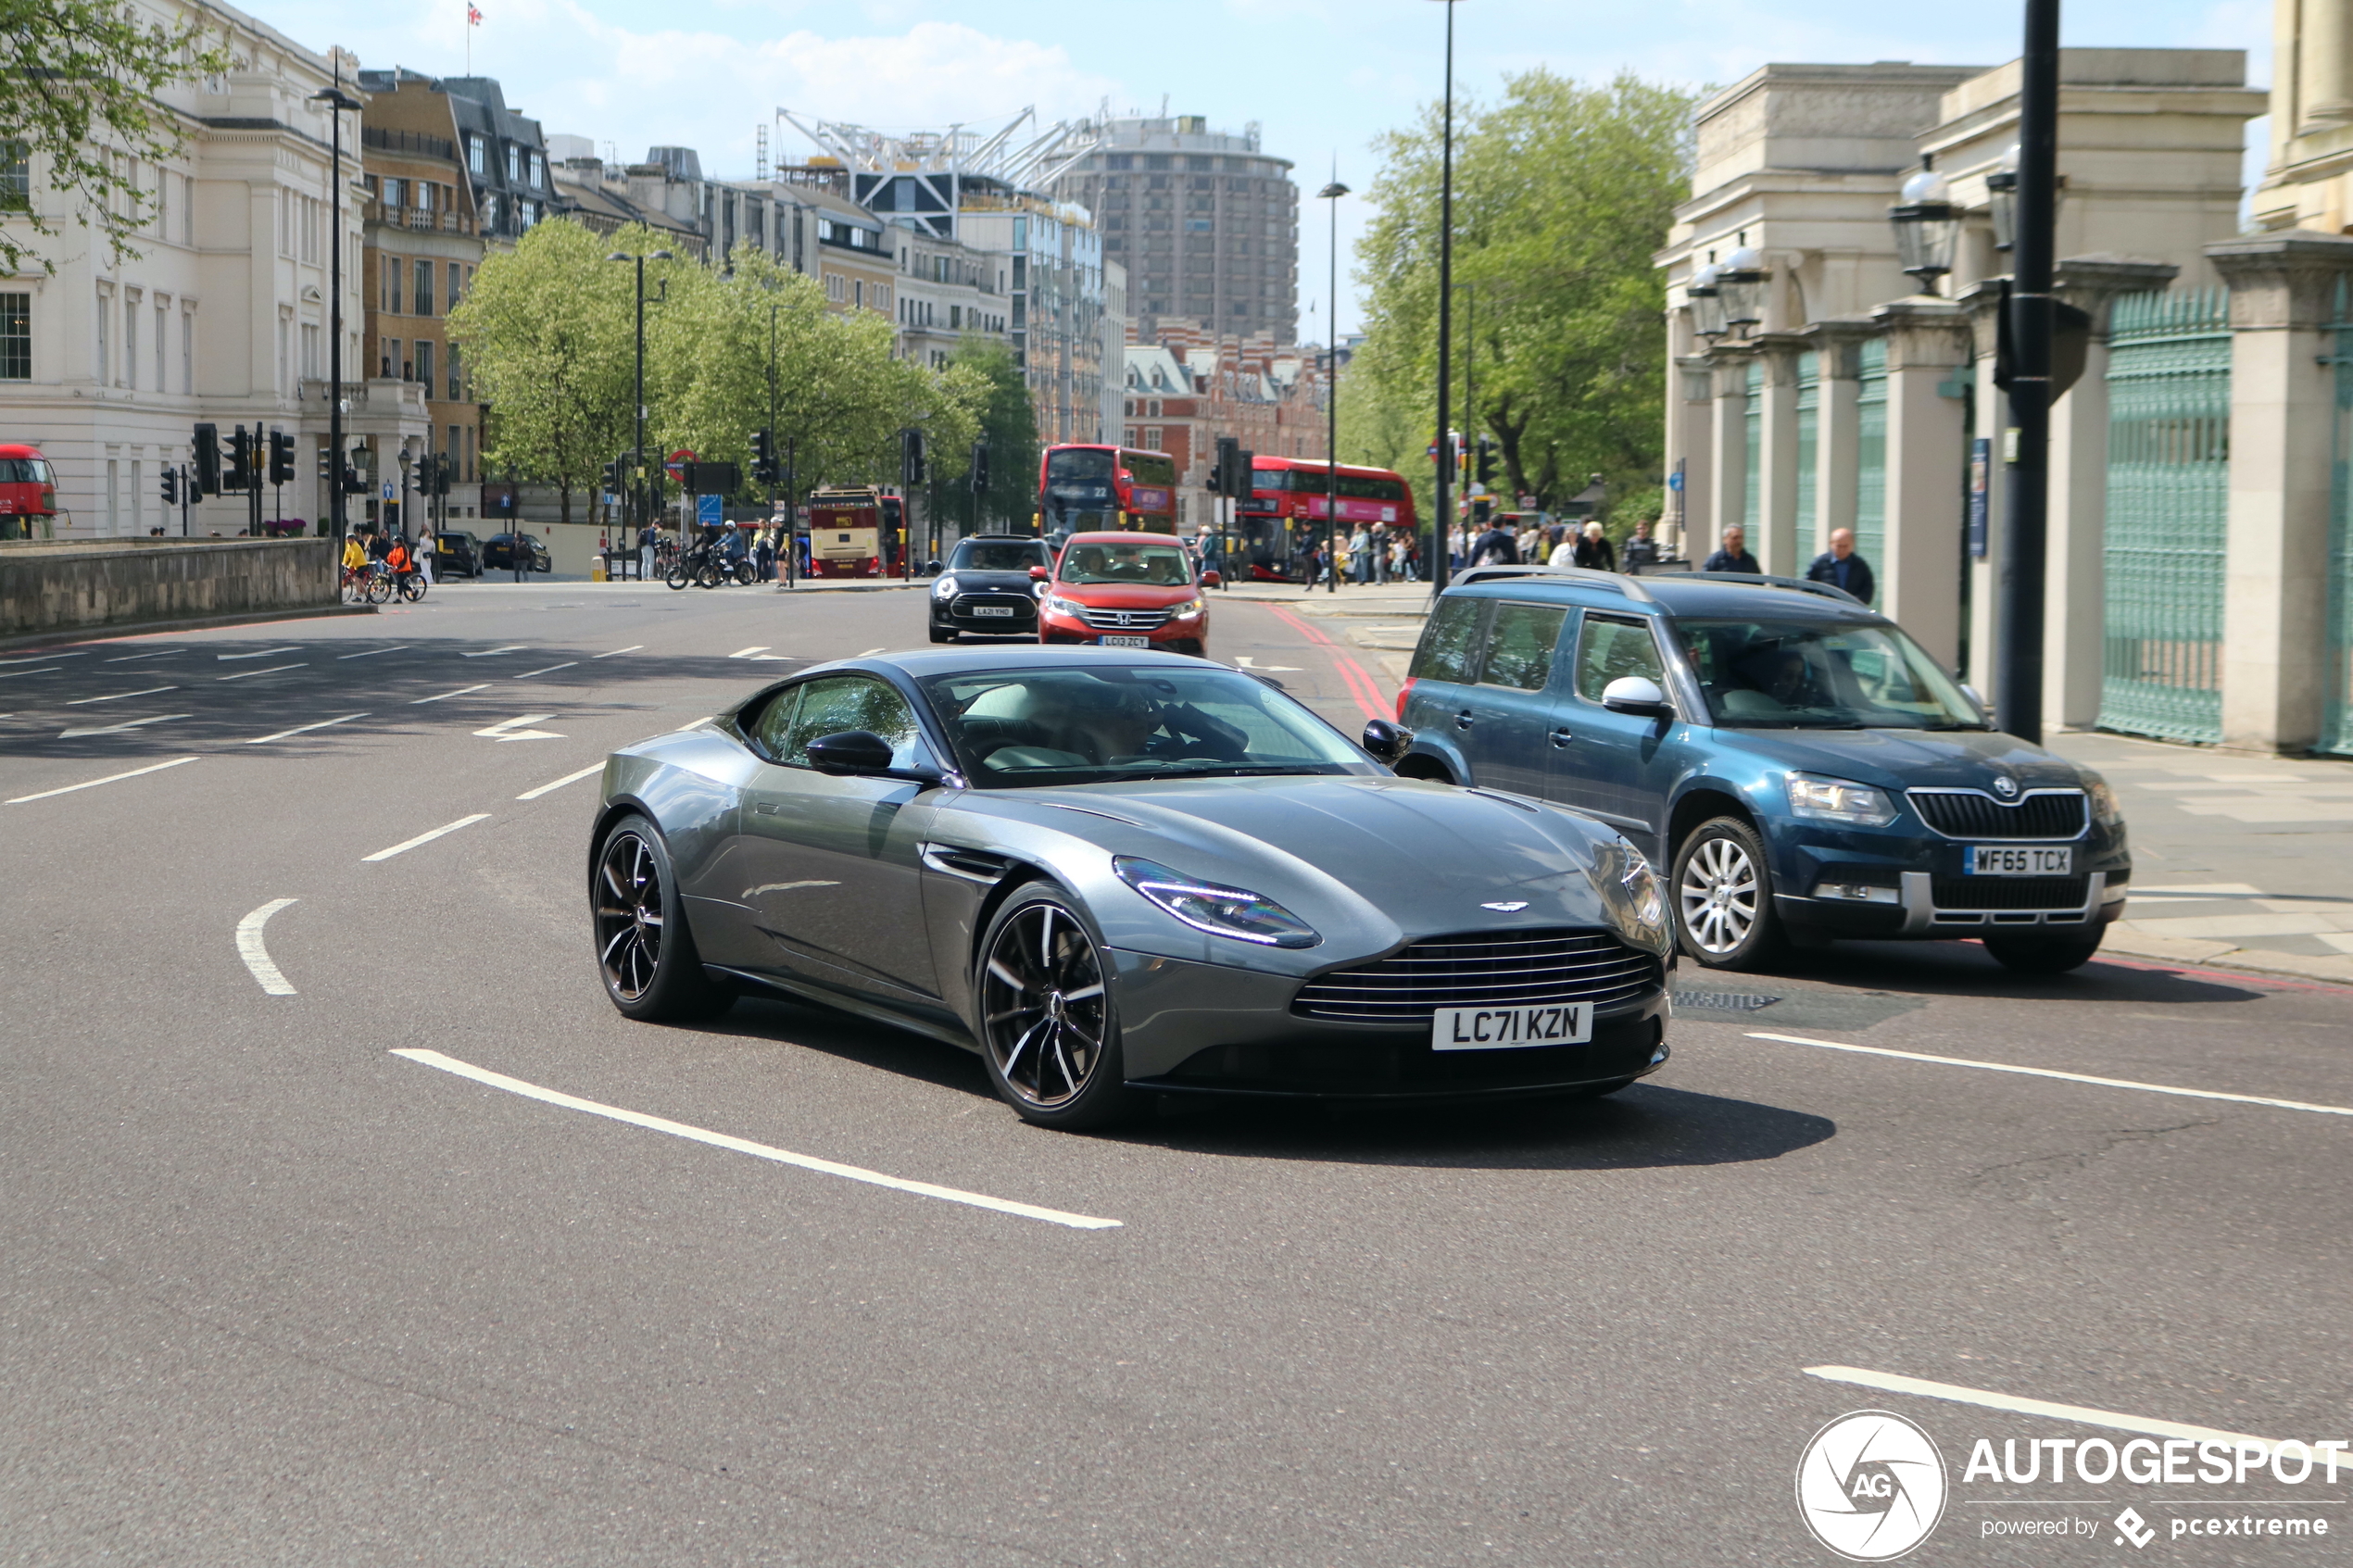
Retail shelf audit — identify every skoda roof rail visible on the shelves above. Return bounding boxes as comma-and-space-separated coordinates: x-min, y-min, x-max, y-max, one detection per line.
1448, 564, 1655, 603
1680, 571, 1866, 607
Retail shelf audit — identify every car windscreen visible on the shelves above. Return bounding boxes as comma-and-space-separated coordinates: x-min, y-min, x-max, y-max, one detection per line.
1057, 542, 1192, 586
1044, 448, 1115, 504
919, 665, 1374, 786
951, 540, 1047, 572
1674, 618, 1986, 730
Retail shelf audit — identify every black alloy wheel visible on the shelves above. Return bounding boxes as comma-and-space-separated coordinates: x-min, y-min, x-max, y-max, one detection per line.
592, 815, 731, 1022
1984, 935, 2104, 974
664, 562, 691, 590
1672, 815, 1786, 972
976, 886, 1139, 1129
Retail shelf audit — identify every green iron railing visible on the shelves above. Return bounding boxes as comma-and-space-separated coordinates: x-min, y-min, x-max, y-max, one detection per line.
2098, 287, 2230, 744
1795, 351, 1819, 553
1855, 339, 1887, 577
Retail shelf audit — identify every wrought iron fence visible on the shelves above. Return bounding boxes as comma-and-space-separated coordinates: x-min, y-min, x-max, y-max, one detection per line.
1855, 339, 1887, 575
2099, 288, 2230, 744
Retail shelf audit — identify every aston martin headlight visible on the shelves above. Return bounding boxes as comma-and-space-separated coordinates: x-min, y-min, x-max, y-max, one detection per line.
2083, 770, 2123, 826
932, 573, 959, 598
1114, 856, 1320, 948
1619, 854, 1666, 929
1786, 772, 1897, 827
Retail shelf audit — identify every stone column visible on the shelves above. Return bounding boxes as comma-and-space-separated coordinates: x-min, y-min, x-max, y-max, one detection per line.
1803, 321, 1872, 559
2047, 258, 2181, 728
1755, 335, 1806, 574
2208, 232, 2353, 752
2302, 0, 2353, 128
1670, 354, 1715, 558
1707, 348, 1754, 558
1872, 300, 1973, 668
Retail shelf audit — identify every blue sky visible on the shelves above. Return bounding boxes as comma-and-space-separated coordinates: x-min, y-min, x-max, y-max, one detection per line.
249, 0, 2272, 338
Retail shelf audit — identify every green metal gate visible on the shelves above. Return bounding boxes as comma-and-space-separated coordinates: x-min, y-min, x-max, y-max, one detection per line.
1795, 351, 1819, 549
1855, 339, 1887, 573
2322, 282, 2353, 754
2099, 288, 2230, 744
1743, 358, 1762, 532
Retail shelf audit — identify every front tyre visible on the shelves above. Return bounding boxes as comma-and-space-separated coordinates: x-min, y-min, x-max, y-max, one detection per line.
664, 564, 691, 591
1672, 816, 1786, 972
975, 884, 1142, 1130
592, 814, 733, 1022
1984, 935, 2104, 974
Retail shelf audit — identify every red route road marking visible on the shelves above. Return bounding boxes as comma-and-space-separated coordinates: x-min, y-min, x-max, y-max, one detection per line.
1255, 603, 1391, 721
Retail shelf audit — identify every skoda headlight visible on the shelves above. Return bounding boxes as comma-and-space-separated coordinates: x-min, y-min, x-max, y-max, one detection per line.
932, 573, 959, 598
1786, 772, 1897, 827
2083, 770, 2123, 826
1114, 856, 1320, 948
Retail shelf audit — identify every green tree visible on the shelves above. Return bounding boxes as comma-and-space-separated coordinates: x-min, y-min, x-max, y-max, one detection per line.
1, 0, 230, 274
1352, 69, 1697, 534
941, 338, 1038, 533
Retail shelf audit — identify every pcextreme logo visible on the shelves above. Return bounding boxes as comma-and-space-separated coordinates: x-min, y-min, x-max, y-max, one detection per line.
1796, 1411, 1950, 1562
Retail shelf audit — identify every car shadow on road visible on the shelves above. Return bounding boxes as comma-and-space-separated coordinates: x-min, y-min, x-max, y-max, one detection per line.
1746, 938, 2268, 1007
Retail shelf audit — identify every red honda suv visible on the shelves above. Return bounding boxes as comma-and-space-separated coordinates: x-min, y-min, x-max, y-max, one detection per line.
1037, 532, 1215, 658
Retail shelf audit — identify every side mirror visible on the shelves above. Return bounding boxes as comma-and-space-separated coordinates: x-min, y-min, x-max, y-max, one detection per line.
806, 730, 895, 775
1601, 675, 1674, 718
1028, 564, 1049, 581
1361, 718, 1412, 764
1960, 683, 1994, 721
1201, 570, 1222, 590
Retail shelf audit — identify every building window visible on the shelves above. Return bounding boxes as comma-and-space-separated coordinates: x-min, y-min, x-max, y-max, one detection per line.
447, 341, 461, 401
154, 302, 164, 389
448, 261, 462, 310
386, 255, 402, 314
505, 144, 519, 182
123, 298, 138, 390
181, 310, 192, 394
302, 321, 319, 381
381, 336, 397, 378
0, 142, 27, 210
0, 292, 28, 379
106, 458, 118, 533
414, 338, 434, 392
1144, 427, 1162, 449
414, 258, 434, 317
94, 288, 108, 384
468, 135, 484, 174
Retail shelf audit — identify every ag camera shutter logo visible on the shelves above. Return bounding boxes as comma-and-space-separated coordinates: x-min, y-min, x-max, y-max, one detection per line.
1795, 1411, 1948, 1561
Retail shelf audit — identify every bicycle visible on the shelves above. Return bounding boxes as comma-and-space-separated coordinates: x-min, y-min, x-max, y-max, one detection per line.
395, 569, 427, 603
340, 564, 373, 604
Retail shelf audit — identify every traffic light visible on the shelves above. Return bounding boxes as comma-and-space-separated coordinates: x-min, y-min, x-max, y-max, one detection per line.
268, 428, 295, 486
222, 425, 254, 492
969, 440, 988, 495
343, 445, 370, 495
318, 442, 333, 482
601, 457, 621, 495
1209, 435, 1238, 495
160, 467, 178, 507
1475, 435, 1497, 488
193, 422, 220, 495
1218, 443, 1253, 503
900, 428, 925, 487
749, 429, 775, 487
429, 454, 450, 496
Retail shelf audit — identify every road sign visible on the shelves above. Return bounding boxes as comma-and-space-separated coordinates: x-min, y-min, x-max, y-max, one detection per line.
697, 493, 723, 528
381, 481, 396, 501
666, 448, 695, 484
1667, 470, 1684, 492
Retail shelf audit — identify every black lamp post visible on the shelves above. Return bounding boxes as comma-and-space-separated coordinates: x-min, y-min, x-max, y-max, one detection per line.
1889, 155, 1964, 294
1426, 0, 1462, 596
308, 77, 361, 539
606, 248, 673, 535
1997, 0, 2061, 741
1316, 176, 1349, 596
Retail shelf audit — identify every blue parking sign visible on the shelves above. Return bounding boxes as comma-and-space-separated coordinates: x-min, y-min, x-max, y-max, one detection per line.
697, 493, 723, 528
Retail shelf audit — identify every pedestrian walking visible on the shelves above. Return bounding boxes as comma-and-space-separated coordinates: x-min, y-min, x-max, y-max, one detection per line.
416, 522, 435, 586
1469, 519, 1519, 568
1703, 524, 1761, 574
1620, 519, 1662, 572
1547, 531, 1578, 568
1573, 521, 1616, 572
1346, 525, 1370, 583
1806, 527, 1876, 606
754, 526, 776, 583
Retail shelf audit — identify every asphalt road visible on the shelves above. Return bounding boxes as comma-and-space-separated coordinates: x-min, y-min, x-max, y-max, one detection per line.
2, 580, 2347, 1566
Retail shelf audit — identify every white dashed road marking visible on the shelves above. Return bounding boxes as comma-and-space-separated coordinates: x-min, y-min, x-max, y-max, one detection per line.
7, 756, 197, 803
393, 1048, 1124, 1230
517, 763, 604, 800
246, 712, 370, 744
361, 813, 490, 862
58, 713, 190, 738
235, 898, 299, 995
64, 686, 177, 704
1802, 1368, 2309, 1455
593, 645, 644, 659
217, 646, 299, 660
514, 662, 577, 678
412, 684, 490, 704
216, 663, 305, 682
462, 645, 527, 659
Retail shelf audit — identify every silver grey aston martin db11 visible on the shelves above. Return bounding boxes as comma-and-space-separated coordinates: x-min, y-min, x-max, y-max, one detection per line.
589, 648, 1674, 1128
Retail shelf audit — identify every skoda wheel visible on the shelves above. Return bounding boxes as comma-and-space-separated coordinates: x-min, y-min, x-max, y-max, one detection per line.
975, 884, 1141, 1130
592, 815, 732, 1022
1672, 816, 1785, 972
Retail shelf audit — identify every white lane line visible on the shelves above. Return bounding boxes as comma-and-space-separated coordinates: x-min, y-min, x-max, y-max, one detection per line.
1801, 1368, 2318, 1456
857, 646, 886, 657
64, 685, 178, 705
411, 683, 490, 704
216, 662, 305, 682
0, 653, 82, 667
730, 646, 772, 659
392, 1047, 1123, 1230
1748, 1032, 2353, 1118
517, 762, 604, 800
336, 645, 404, 659
0, 666, 61, 679
462, 645, 527, 658
514, 661, 577, 678
104, 650, 176, 662
217, 646, 299, 661
59, 712, 190, 737
235, 898, 299, 995
246, 711, 369, 744
7, 755, 197, 803
593, 644, 644, 659
361, 812, 490, 862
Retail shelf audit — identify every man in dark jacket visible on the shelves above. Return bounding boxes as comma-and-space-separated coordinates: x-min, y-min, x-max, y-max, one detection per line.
1702, 523, 1759, 574
1469, 521, 1519, 567
1806, 527, 1875, 606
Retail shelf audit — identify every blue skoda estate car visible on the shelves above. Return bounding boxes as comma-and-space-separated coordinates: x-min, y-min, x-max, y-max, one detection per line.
1387, 568, 2130, 974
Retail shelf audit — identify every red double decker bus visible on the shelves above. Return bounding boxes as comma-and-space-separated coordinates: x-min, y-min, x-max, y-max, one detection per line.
1037, 444, 1178, 540
1233, 457, 1417, 582
0, 443, 59, 540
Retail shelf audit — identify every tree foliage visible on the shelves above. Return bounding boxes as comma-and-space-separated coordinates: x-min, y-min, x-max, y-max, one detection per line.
938, 338, 1038, 532
1347, 69, 1697, 531
447, 220, 986, 524
0, 0, 231, 275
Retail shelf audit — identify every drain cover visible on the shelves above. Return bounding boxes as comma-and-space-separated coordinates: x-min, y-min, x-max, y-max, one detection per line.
1674, 990, 1780, 1013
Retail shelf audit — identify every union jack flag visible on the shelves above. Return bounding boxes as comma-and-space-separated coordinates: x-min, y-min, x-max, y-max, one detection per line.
467, 4, 483, 23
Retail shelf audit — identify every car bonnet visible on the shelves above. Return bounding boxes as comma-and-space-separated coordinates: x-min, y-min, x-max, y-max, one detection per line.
1709, 724, 2085, 792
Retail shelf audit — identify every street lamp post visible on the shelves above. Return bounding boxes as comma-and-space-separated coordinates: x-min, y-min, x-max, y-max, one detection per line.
1998, 0, 2061, 741
606, 249, 673, 537
1426, 0, 1462, 597
1316, 175, 1349, 596
308, 76, 361, 540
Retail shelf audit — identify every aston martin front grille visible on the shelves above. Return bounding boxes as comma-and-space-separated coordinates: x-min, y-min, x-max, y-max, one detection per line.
1292, 929, 1662, 1022
1078, 607, 1171, 631
1908, 789, 2087, 840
